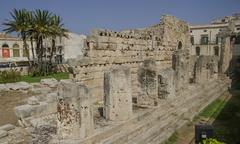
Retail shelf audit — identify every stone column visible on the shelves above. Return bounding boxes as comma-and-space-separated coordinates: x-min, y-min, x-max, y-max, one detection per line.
172, 49, 190, 92
104, 65, 133, 121
194, 56, 219, 83
57, 80, 94, 139
137, 59, 158, 106
158, 68, 175, 99
219, 37, 233, 74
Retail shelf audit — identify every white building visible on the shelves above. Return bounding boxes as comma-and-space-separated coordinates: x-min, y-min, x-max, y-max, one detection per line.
190, 13, 240, 56
0, 33, 34, 66
62, 32, 86, 60
0, 32, 86, 67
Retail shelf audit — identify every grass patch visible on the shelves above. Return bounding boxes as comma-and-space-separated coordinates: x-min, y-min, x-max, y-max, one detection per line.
0, 72, 69, 84
164, 132, 178, 144
199, 99, 227, 119
213, 94, 240, 143
232, 81, 240, 90
20, 72, 69, 83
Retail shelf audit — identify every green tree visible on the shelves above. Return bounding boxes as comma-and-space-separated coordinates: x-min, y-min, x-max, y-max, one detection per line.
3, 9, 68, 76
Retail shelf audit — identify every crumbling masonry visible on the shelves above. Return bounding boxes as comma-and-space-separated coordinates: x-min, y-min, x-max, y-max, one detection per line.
9, 15, 234, 144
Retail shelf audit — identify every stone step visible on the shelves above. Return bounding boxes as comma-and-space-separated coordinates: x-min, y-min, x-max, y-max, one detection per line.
58, 79, 229, 144
148, 83, 228, 144
102, 80, 226, 143
129, 86, 223, 144
100, 81, 221, 144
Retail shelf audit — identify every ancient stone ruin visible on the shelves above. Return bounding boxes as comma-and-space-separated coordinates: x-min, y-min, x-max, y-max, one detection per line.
0, 15, 234, 144
104, 66, 133, 121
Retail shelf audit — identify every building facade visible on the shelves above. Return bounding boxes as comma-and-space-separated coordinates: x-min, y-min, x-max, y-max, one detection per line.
0, 32, 86, 67
190, 13, 240, 56
0, 33, 34, 67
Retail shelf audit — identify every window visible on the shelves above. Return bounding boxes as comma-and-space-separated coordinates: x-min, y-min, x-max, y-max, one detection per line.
13, 43, 19, 48
214, 46, 219, 56
196, 47, 200, 56
200, 35, 208, 45
236, 27, 240, 30
23, 49, 29, 57
235, 35, 240, 44
2, 43, 10, 58
191, 36, 194, 45
216, 36, 219, 44
12, 44, 20, 57
178, 41, 182, 49
203, 30, 207, 32
13, 49, 20, 57
2, 43, 9, 48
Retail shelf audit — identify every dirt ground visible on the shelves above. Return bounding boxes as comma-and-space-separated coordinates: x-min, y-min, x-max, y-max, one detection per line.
0, 91, 33, 126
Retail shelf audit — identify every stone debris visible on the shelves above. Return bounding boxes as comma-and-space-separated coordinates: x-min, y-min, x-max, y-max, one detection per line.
6, 81, 32, 90
27, 96, 40, 105
31, 86, 52, 94
1, 81, 32, 91
0, 124, 15, 131
31, 125, 56, 144
46, 92, 57, 103
15, 105, 32, 119
0, 84, 8, 91
40, 78, 58, 88
0, 130, 8, 139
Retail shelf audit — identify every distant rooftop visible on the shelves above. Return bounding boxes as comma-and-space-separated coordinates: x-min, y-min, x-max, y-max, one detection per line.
0, 33, 19, 40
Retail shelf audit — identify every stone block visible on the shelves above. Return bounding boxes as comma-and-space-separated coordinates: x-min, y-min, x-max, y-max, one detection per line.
15, 105, 32, 119
31, 102, 48, 115
172, 49, 190, 92
31, 86, 52, 95
158, 68, 175, 99
104, 65, 133, 121
0, 130, 8, 139
0, 124, 15, 131
57, 80, 94, 139
137, 59, 158, 106
0, 84, 8, 91
5, 81, 32, 91
27, 96, 39, 105
46, 92, 57, 103
40, 78, 58, 88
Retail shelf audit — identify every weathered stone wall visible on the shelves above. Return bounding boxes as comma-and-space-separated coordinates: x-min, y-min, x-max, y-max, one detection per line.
68, 15, 191, 102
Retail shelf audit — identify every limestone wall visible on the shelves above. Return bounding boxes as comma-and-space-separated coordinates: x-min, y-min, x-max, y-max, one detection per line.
68, 15, 191, 102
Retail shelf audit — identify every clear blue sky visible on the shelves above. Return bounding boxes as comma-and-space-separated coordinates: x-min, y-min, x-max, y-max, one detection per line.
0, 0, 239, 34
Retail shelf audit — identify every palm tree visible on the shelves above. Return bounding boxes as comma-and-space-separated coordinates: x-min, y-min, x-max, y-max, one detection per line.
33, 9, 52, 63
25, 11, 36, 62
3, 9, 68, 76
48, 15, 68, 65
3, 9, 32, 68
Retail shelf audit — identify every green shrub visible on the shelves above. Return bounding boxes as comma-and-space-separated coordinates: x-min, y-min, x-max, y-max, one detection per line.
165, 132, 178, 144
0, 69, 21, 83
202, 138, 224, 144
